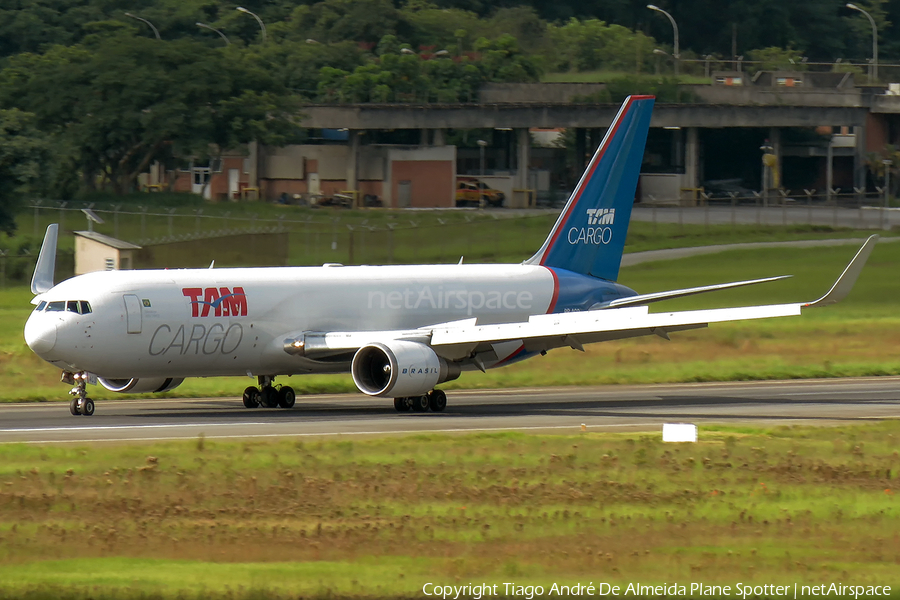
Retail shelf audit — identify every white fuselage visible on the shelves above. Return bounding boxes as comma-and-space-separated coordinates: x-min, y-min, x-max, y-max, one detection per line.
25, 264, 557, 379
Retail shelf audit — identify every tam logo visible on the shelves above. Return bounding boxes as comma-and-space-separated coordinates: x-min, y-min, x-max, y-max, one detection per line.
586, 208, 615, 225
182, 287, 248, 318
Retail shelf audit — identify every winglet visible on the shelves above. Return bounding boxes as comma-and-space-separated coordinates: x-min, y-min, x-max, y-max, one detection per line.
803, 235, 878, 308
31, 224, 59, 295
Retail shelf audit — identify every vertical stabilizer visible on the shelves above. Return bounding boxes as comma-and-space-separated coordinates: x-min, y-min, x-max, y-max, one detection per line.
525, 95, 654, 280
31, 224, 58, 295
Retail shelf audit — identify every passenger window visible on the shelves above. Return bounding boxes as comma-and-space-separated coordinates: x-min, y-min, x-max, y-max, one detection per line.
35, 301, 47, 311
67, 301, 80, 313
46, 301, 65, 312
80, 301, 92, 315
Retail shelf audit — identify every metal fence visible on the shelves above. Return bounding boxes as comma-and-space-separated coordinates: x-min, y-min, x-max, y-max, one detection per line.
4, 196, 895, 288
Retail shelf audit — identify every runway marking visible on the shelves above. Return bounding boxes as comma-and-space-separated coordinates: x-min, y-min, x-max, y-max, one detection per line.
5, 415, 893, 445
0, 422, 275, 434
2, 422, 655, 444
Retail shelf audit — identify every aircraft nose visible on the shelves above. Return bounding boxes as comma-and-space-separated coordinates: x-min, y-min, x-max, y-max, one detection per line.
24, 316, 57, 356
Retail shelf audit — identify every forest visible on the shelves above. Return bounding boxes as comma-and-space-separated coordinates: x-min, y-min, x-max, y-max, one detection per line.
0, 0, 894, 229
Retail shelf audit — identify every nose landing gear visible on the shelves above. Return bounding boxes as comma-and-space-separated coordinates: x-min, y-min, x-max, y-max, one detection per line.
242, 376, 295, 409
65, 371, 95, 416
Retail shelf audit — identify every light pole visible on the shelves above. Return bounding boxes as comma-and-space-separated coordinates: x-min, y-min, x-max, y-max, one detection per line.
647, 4, 679, 78
124, 12, 161, 40
197, 22, 230, 46
236, 6, 267, 43
477, 140, 487, 177
652, 48, 671, 75
847, 3, 878, 83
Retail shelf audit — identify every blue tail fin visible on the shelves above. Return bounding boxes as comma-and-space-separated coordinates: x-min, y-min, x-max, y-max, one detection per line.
525, 95, 654, 281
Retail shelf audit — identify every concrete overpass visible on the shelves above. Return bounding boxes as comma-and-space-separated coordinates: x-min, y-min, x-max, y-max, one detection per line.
292, 84, 900, 203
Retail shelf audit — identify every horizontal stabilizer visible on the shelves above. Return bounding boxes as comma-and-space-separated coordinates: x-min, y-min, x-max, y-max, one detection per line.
31, 224, 58, 295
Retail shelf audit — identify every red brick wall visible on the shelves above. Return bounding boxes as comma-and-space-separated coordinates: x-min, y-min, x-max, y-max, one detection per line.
390, 161, 453, 208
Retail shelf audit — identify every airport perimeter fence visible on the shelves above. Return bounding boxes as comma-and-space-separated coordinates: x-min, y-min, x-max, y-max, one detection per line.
3, 194, 896, 287
638, 189, 900, 230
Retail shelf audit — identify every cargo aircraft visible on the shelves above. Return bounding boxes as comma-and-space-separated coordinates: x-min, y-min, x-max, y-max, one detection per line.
24, 95, 877, 416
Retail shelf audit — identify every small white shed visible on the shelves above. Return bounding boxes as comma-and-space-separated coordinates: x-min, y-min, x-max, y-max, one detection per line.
74, 231, 142, 276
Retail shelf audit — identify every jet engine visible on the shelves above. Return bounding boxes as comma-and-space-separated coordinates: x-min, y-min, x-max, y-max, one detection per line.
351, 341, 460, 398
98, 377, 185, 394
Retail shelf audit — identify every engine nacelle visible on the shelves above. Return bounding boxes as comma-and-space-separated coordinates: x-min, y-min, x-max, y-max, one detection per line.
98, 377, 184, 394
351, 341, 460, 398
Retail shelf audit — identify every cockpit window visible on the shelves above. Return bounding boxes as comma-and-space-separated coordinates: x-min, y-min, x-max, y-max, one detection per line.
41, 300, 92, 314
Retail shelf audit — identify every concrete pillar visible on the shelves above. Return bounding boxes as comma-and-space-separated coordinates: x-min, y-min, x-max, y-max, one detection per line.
433, 129, 446, 146
248, 141, 259, 189
672, 128, 684, 171
769, 127, 782, 189
854, 122, 868, 191
347, 130, 360, 197
516, 128, 530, 194
684, 127, 700, 191
575, 128, 587, 170
826, 139, 834, 204
420, 129, 429, 146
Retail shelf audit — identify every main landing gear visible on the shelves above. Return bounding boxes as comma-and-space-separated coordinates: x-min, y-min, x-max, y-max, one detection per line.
393, 389, 447, 413
66, 372, 95, 416
243, 376, 295, 409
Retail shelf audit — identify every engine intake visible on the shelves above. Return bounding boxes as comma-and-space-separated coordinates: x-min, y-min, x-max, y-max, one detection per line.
98, 377, 184, 394
351, 341, 460, 398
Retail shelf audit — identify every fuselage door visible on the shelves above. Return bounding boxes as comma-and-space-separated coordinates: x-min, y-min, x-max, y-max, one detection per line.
123, 294, 142, 334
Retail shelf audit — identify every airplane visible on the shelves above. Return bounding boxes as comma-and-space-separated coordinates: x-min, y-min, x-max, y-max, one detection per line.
24, 95, 878, 417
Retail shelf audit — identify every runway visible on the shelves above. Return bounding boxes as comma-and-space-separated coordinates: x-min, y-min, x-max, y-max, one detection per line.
1, 378, 899, 444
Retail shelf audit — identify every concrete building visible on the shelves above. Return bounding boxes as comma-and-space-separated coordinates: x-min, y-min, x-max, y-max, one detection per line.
74, 231, 141, 276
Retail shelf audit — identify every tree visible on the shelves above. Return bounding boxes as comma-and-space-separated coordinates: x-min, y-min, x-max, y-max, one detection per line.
0, 109, 47, 235
545, 18, 656, 73
0, 32, 301, 195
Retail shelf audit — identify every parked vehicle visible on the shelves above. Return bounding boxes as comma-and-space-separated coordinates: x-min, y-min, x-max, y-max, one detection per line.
456, 179, 505, 207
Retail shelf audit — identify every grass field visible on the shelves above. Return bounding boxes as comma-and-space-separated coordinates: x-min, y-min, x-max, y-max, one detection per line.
5, 201, 895, 273
0, 422, 898, 598
2, 239, 898, 404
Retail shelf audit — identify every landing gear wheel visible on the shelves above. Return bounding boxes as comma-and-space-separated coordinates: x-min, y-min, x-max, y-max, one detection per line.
394, 397, 411, 412
81, 398, 95, 416
410, 395, 430, 412
242, 386, 260, 408
278, 386, 296, 409
70, 398, 81, 416
428, 390, 447, 412
260, 386, 279, 408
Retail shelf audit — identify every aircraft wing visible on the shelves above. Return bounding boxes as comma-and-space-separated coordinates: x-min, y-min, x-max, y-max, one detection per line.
284, 235, 877, 361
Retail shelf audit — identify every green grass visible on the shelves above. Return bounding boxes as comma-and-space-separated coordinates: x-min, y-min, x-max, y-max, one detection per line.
0, 423, 899, 597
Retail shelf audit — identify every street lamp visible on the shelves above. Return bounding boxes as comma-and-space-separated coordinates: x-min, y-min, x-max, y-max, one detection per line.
847, 3, 878, 83
236, 6, 267, 43
652, 48, 671, 75
477, 140, 487, 177
124, 12, 160, 40
647, 4, 679, 77
197, 22, 230, 46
